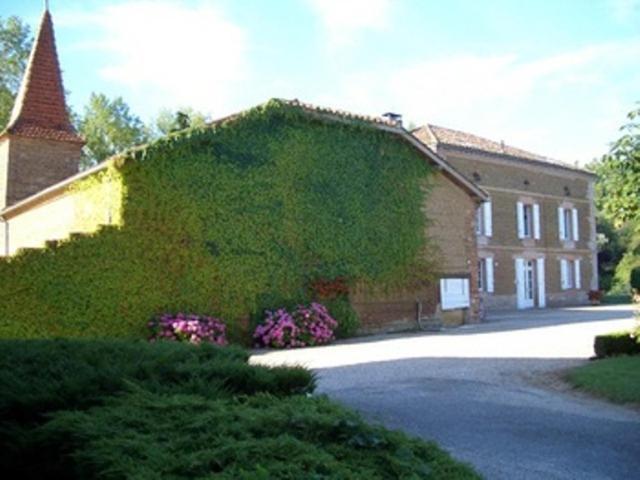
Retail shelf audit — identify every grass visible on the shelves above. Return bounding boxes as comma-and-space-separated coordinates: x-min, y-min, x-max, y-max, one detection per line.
567, 356, 640, 404
0, 339, 480, 479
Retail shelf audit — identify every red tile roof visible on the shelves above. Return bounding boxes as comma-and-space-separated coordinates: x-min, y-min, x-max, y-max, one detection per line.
2, 10, 83, 144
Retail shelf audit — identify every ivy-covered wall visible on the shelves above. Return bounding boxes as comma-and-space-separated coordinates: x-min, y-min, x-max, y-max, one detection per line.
0, 100, 436, 340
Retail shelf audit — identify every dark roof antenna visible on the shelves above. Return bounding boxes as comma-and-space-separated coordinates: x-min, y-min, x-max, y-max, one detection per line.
382, 112, 402, 127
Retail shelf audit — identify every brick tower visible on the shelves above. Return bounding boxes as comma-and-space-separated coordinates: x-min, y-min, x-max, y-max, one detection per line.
0, 6, 84, 210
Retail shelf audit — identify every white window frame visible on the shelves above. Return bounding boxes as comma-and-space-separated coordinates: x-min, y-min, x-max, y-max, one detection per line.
558, 207, 579, 241
560, 258, 581, 290
518, 201, 540, 240
476, 201, 492, 237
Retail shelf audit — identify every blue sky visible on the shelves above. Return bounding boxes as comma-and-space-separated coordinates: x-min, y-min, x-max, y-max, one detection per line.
3, 0, 639, 164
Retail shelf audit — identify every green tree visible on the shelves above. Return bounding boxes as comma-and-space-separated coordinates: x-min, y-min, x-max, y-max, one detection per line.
79, 93, 150, 167
0, 16, 32, 129
596, 105, 640, 226
154, 108, 208, 136
594, 104, 640, 292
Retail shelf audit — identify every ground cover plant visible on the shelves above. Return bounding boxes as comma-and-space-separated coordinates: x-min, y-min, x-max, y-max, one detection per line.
567, 356, 640, 404
0, 339, 480, 479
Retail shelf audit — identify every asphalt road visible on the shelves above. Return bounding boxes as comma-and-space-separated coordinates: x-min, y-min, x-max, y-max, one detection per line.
252, 305, 640, 480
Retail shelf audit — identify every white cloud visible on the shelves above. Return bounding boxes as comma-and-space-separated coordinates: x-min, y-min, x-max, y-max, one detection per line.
609, 0, 640, 23
320, 41, 640, 164
60, 1, 248, 117
306, 0, 392, 47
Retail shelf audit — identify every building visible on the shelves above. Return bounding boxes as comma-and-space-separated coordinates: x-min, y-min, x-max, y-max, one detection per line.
0, 7, 487, 337
414, 125, 598, 311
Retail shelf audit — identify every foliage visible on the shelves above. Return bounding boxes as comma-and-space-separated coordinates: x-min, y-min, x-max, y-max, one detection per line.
593, 331, 639, 358
254, 303, 338, 348
630, 267, 640, 292
567, 356, 640, 404
149, 312, 227, 345
325, 295, 361, 338
595, 105, 640, 226
0, 15, 32, 129
0, 101, 435, 340
39, 391, 479, 480
78, 92, 150, 167
595, 216, 629, 292
0, 339, 478, 479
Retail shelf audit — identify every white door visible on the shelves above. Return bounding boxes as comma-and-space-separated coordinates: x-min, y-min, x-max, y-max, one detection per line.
516, 258, 535, 309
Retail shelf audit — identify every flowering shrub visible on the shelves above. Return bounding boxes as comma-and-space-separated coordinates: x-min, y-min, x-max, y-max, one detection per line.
254, 303, 338, 348
149, 313, 227, 346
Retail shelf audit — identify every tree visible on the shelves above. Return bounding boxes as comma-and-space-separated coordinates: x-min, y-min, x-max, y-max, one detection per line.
154, 108, 208, 136
0, 16, 32, 129
596, 105, 640, 227
79, 93, 150, 167
594, 104, 640, 292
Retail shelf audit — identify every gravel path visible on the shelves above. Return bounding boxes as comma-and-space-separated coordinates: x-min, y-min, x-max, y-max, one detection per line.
252, 305, 640, 480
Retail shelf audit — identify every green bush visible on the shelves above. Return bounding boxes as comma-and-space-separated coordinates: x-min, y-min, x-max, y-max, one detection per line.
326, 296, 361, 338
0, 100, 436, 340
594, 331, 640, 358
0, 339, 314, 476
1, 339, 479, 479
38, 391, 479, 479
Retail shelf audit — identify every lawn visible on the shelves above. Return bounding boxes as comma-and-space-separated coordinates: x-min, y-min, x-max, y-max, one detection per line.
567, 356, 640, 404
0, 339, 480, 479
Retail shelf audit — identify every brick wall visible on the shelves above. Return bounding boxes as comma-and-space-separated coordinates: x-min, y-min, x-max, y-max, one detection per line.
441, 147, 597, 310
352, 171, 479, 332
1, 135, 81, 208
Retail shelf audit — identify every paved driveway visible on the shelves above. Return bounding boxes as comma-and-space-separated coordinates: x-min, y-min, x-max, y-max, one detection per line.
252, 305, 640, 480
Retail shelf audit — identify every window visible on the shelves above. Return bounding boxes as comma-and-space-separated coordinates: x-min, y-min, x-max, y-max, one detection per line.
477, 257, 494, 293
560, 258, 582, 290
476, 201, 492, 237
440, 278, 470, 310
558, 207, 579, 241
522, 204, 533, 238
517, 201, 540, 239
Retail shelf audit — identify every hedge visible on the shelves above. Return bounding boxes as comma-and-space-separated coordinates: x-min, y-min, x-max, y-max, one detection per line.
0, 100, 436, 340
594, 331, 640, 358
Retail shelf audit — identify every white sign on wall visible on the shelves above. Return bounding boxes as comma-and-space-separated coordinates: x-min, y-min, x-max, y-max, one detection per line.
440, 278, 470, 310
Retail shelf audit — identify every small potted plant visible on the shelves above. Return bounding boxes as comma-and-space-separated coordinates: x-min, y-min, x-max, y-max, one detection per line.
588, 289, 603, 306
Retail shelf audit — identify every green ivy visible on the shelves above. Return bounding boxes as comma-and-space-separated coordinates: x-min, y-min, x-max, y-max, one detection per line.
0, 100, 435, 341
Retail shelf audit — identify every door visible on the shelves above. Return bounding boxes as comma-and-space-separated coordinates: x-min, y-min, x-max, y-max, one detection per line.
516, 258, 535, 309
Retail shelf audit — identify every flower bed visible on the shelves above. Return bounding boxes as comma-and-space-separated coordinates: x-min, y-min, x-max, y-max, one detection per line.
254, 303, 338, 348
149, 313, 227, 345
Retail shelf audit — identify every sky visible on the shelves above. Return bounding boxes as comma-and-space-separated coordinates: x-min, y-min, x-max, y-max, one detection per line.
2, 0, 639, 165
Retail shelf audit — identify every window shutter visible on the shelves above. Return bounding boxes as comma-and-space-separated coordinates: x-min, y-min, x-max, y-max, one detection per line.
517, 202, 525, 239
574, 259, 581, 289
485, 258, 494, 293
572, 208, 579, 241
515, 258, 525, 308
533, 203, 541, 239
483, 201, 493, 237
558, 207, 565, 240
560, 259, 568, 290
536, 258, 546, 307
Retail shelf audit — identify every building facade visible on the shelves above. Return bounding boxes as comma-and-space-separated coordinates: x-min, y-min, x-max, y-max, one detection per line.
414, 125, 598, 312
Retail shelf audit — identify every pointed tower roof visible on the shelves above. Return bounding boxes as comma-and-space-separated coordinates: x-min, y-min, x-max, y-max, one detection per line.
2, 7, 83, 144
